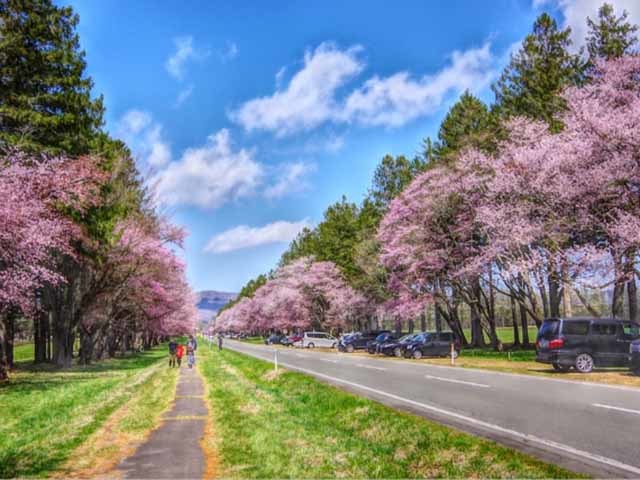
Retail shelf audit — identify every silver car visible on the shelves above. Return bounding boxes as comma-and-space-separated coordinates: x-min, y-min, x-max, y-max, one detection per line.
301, 331, 337, 348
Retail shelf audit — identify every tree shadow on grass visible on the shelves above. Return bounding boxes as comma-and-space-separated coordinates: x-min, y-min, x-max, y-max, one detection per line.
1, 348, 167, 392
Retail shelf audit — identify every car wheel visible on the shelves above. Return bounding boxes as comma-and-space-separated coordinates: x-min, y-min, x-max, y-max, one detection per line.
552, 362, 570, 373
332, 342, 337, 349
308, 342, 315, 349
394, 347, 402, 357
412, 350, 423, 360
575, 353, 594, 373
346, 344, 354, 353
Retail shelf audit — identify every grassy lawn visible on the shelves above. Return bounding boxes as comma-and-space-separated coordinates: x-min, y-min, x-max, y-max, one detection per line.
0, 343, 176, 478
199, 345, 577, 478
13, 342, 35, 363
462, 326, 539, 346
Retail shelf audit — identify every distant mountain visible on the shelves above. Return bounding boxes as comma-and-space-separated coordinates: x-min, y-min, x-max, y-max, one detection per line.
195, 290, 237, 327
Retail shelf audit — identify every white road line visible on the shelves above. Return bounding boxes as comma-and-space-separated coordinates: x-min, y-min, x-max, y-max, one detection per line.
593, 403, 640, 416
356, 364, 387, 371
270, 359, 640, 477
320, 358, 339, 363
424, 374, 489, 388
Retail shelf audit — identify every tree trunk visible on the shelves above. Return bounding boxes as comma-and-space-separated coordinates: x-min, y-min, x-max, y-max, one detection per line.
548, 267, 561, 318
394, 318, 402, 336
434, 302, 443, 333
0, 313, 8, 380
510, 296, 520, 347
408, 319, 414, 333
520, 301, 530, 347
626, 256, 637, 323
420, 311, 427, 332
3, 311, 16, 369
34, 310, 48, 363
612, 256, 625, 318
561, 263, 573, 317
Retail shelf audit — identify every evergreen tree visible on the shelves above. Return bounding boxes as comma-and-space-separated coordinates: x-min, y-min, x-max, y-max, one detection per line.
368, 155, 426, 210
0, 0, 105, 154
586, 3, 638, 62
434, 91, 495, 159
492, 13, 584, 131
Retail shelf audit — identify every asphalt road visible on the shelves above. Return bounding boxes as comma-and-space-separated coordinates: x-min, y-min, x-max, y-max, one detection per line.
225, 340, 640, 478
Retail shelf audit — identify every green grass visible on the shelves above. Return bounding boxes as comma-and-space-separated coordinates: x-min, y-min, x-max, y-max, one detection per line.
199, 345, 577, 478
462, 326, 539, 346
244, 336, 265, 344
0, 344, 173, 478
13, 342, 35, 363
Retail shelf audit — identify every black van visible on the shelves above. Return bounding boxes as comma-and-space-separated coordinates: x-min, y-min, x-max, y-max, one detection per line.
536, 317, 640, 373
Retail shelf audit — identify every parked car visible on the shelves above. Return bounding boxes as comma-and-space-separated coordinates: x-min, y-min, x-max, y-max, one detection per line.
379, 333, 419, 357
367, 332, 399, 354
536, 317, 640, 373
338, 330, 390, 353
285, 333, 303, 347
264, 333, 286, 345
403, 331, 460, 360
302, 331, 337, 348
631, 339, 640, 376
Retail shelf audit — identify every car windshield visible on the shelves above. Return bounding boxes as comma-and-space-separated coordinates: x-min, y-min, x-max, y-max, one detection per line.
538, 320, 559, 340
623, 324, 640, 339
375, 333, 388, 341
398, 334, 415, 343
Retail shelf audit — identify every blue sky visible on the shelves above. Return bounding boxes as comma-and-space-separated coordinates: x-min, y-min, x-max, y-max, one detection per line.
64, 0, 639, 293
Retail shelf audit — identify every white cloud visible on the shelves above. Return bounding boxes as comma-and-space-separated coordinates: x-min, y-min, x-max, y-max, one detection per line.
229, 42, 365, 136
230, 42, 495, 135
166, 36, 207, 80
153, 129, 264, 209
264, 161, 316, 199
176, 85, 194, 106
534, 0, 640, 50
342, 44, 494, 127
221, 41, 239, 61
116, 110, 171, 168
204, 219, 312, 253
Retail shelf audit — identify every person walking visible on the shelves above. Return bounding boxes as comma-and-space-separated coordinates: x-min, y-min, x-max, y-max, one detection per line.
168, 339, 177, 367
217, 333, 223, 351
176, 343, 185, 367
187, 335, 197, 369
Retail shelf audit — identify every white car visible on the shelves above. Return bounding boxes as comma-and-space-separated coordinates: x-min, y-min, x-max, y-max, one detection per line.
301, 331, 337, 348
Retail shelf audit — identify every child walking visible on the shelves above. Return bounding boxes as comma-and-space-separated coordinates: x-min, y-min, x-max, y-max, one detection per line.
176, 343, 185, 367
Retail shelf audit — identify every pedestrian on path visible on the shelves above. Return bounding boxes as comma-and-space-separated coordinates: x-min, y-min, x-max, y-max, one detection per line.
217, 333, 223, 351
168, 339, 177, 367
176, 343, 185, 367
187, 335, 197, 368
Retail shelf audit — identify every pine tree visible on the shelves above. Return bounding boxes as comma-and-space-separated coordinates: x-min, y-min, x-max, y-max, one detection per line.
492, 13, 584, 131
586, 3, 638, 62
435, 91, 495, 159
0, 0, 105, 155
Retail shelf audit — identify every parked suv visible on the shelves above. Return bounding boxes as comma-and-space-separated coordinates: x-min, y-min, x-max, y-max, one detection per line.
631, 339, 640, 376
367, 332, 398, 354
536, 317, 640, 373
403, 331, 460, 360
379, 333, 419, 357
302, 331, 337, 348
338, 330, 390, 353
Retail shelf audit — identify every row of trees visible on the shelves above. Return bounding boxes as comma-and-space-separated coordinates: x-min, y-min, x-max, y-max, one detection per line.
0, 0, 196, 379
215, 257, 368, 333
217, 4, 640, 348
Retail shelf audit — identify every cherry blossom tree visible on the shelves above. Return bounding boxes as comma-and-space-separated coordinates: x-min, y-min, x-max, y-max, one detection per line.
215, 257, 369, 334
